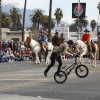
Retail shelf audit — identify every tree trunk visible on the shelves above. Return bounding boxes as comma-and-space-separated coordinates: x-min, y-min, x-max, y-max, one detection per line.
48, 0, 52, 42
22, 0, 27, 41
0, 0, 2, 41
38, 21, 39, 30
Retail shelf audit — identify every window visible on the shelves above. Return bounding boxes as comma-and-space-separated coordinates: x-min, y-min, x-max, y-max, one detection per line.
11, 38, 19, 42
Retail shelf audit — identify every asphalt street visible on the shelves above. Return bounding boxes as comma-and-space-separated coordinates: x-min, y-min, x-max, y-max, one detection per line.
0, 58, 100, 100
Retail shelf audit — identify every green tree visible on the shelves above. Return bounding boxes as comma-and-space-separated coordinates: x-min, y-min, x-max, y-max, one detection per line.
73, 17, 89, 31
41, 15, 55, 29
90, 19, 96, 31
9, 7, 22, 31
69, 24, 78, 32
54, 8, 63, 26
2, 12, 12, 28
97, 2, 100, 25
30, 9, 44, 30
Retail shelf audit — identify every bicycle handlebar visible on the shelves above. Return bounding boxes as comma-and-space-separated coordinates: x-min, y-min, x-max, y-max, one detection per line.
71, 53, 80, 58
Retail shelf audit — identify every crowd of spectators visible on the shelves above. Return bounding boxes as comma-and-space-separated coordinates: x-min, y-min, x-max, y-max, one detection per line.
0, 40, 33, 63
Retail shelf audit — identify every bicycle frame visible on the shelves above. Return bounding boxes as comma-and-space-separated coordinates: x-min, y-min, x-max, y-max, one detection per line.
62, 57, 79, 75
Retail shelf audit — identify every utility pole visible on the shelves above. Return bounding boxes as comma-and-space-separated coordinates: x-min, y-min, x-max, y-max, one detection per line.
0, 0, 2, 41
78, 0, 80, 40
22, 0, 27, 41
48, 0, 52, 42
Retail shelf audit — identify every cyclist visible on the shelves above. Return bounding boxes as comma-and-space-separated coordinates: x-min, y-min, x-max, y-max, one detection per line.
44, 39, 73, 77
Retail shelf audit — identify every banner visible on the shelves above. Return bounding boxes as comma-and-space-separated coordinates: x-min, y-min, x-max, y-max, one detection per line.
72, 3, 86, 18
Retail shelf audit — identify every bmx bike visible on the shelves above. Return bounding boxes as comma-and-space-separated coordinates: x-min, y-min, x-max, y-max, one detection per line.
54, 55, 89, 84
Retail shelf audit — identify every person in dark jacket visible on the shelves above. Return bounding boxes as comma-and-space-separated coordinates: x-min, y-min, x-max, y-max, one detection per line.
52, 32, 61, 49
59, 33, 66, 43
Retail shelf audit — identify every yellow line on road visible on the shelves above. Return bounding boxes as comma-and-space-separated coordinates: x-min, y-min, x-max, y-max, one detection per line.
0, 79, 47, 81
0, 79, 49, 91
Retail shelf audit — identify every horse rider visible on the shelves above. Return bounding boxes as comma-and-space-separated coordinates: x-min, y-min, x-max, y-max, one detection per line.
59, 33, 66, 44
52, 32, 61, 49
44, 38, 74, 77
38, 30, 47, 53
81, 29, 94, 58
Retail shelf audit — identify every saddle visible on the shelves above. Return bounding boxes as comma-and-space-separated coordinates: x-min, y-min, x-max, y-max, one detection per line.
39, 42, 48, 54
86, 42, 96, 53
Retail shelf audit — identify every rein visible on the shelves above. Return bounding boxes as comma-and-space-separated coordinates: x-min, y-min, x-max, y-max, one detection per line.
32, 42, 39, 50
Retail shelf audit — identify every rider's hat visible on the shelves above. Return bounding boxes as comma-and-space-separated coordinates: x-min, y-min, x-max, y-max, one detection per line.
43, 31, 47, 34
55, 32, 58, 35
84, 29, 90, 32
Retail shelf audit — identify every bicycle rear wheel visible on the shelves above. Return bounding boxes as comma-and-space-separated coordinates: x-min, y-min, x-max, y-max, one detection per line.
75, 64, 89, 78
54, 71, 67, 84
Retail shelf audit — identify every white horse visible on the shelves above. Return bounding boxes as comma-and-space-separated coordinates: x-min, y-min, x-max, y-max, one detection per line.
75, 40, 98, 67
24, 36, 53, 65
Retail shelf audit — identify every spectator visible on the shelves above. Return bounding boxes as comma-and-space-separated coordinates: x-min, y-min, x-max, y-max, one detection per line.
59, 33, 66, 43
10, 51, 15, 62
14, 51, 22, 61
2, 51, 9, 63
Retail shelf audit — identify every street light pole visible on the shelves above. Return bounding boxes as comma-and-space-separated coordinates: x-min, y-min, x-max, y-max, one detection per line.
22, 0, 27, 41
0, 0, 2, 41
48, 0, 52, 42
78, 0, 80, 40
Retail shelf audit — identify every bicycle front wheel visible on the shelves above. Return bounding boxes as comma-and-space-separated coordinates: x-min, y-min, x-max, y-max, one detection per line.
54, 71, 67, 84
75, 64, 89, 78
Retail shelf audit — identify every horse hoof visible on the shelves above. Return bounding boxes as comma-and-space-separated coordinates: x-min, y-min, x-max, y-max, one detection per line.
92, 66, 96, 67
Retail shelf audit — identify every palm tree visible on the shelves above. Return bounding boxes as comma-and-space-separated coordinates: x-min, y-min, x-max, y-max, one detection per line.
9, 7, 22, 31
54, 8, 63, 26
0, 0, 2, 41
2, 12, 12, 28
41, 15, 56, 29
97, 2, 100, 25
73, 17, 89, 31
30, 9, 44, 30
69, 24, 78, 32
90, 19, 96, 31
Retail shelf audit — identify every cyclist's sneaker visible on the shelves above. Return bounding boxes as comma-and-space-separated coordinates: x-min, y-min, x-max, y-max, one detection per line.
44, 71, 47, 77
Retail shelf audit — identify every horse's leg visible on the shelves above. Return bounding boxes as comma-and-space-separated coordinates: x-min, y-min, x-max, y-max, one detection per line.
46, 51, 52, 65
35, 52, 40, 64
92, 53, 96, 67
79, 52, 86, 64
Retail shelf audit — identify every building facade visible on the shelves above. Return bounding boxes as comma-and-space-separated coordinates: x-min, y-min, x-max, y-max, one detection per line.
1, 28, 98, 42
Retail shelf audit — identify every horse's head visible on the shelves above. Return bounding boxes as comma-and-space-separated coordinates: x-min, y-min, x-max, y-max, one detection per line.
75, 40, 85, 49
24, 36, 31, 46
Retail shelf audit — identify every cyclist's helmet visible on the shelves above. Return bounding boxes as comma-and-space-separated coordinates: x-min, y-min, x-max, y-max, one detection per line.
67, 40, 74, 45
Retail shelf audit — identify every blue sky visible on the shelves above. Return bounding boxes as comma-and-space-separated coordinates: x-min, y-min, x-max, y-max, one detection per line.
2, 0, 100, 24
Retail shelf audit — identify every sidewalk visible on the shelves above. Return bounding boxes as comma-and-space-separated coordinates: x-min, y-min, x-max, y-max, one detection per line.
0, 94, 62, 100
